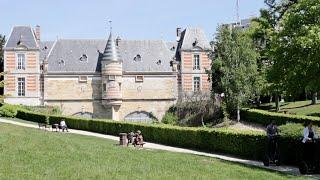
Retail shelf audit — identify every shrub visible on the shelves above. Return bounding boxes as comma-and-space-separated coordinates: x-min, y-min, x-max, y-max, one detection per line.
0, 104, 21, 117
45, 114, 306, 164
16, 110, 48, 124
162, 112, 178, 125
240, 108, 320, 126
10, 109, 305, 165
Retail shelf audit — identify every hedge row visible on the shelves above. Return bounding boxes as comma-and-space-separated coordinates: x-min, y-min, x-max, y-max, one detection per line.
241, 108, 320, 126
16, 110, 48, 124
7, 110, 304, 164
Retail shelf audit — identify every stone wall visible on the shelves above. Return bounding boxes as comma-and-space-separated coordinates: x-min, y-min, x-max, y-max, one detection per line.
44, 74, 177, 121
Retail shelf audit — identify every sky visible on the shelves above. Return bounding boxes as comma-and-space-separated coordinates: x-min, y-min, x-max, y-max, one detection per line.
1, 0, 266, 41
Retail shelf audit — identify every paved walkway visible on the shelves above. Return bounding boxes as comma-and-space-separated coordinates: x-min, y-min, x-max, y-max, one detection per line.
1, 118, 319, 179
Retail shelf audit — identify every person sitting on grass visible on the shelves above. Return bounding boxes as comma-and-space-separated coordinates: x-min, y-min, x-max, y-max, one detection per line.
60, 119, 69, 132
134, 130, 144, 147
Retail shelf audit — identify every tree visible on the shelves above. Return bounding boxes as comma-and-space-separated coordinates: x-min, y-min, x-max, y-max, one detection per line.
271, 0, 320, 105
250, 0, 298, 111
176, 92, 214, 127
0, 35, 5, 99
212, 27, 259, 121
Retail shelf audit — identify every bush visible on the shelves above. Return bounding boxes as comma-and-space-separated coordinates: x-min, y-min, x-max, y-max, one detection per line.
241, 108, 320, 126
45, 114, 308, 164
16, 110, 48, 124
8, 108, 306, 165
0, 104, 21, 117
162, 112, 178, 125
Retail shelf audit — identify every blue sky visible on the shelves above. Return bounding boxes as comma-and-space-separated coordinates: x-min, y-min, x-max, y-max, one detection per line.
1, 0, 266, 41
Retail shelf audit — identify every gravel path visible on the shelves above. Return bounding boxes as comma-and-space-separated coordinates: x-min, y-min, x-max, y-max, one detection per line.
0, 118, 319, 179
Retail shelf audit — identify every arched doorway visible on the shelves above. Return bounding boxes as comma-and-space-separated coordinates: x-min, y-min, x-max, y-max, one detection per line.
72, 112, 94, 119
124, 111, 155, 123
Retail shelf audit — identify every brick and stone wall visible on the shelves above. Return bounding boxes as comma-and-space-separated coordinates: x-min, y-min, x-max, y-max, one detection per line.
180, 51, 211, 93
4, 50, 41, 105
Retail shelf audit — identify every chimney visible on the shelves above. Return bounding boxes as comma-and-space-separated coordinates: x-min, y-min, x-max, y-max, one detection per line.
35, 25, 41, 41
176, 27, 181, 41
116, 36, 121, 46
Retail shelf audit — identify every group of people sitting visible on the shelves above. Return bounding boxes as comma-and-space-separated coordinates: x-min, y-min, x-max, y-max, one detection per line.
127, 130, 144, 147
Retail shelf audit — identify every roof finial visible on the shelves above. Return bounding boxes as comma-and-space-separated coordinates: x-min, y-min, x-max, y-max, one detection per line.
108, 20, 112, 33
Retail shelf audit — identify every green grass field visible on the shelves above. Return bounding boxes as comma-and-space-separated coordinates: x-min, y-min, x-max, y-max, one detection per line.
0, 123, 308, 180
259, 100, 320, 116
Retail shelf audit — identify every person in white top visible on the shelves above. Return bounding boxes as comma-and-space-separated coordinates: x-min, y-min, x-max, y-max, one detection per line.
60, 119, 69, 132
302, 121, 318, 163
302, 121, 318, 143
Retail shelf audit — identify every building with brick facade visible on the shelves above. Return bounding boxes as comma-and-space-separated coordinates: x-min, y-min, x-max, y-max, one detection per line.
4, 25, 212, 122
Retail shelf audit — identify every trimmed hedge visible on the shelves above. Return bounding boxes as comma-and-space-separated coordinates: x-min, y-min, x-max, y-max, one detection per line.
16, 110, 48, 124
10, 110, 304, 164
47, 114, 267, 160
241, 108, 320, 126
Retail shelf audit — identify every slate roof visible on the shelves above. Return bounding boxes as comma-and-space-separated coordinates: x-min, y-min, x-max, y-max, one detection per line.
179, 28, 211, 51
118, 40, 173, 72
5, 26, 39, 50
102, 33, 122, 62
46, 39, 174, 73
40, 41, 54, 62
47, 39, 105, 73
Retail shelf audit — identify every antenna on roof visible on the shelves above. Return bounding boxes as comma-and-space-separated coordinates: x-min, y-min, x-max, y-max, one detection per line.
108, 20, 112, 33
236, 0, 241, 25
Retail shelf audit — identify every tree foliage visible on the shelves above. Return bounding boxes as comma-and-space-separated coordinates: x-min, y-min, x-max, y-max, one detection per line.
212, 27, 259, 121
0, 35, 5, 93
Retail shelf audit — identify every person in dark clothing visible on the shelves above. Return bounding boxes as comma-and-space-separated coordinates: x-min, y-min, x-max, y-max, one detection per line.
266, 120, 279, 159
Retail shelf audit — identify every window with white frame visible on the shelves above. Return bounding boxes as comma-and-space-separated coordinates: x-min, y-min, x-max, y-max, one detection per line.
193, 54, 200, 70
135, 75, 144, 82
108, 75, 116, 81
79, 76, 87, 83
18, 77, 25, 96
193, 77, 201, 92
17, 53, 26, 70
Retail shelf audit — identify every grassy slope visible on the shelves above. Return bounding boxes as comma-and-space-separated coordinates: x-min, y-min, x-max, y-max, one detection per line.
0, 123, 307, 180
259, 100, 320, 116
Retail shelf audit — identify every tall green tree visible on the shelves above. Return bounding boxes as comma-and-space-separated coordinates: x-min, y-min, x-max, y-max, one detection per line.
212, 27, 259, 121
250, 0, 298, 111
0, 35, 5, 97
271, 0, 320, 105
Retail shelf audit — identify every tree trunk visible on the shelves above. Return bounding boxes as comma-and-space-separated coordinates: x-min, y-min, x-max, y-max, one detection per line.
312, 92, 317, 105
201, 114, 205, 127
275, 94, 280, 112
237, 103, 240, 122
257, 96, 261, 107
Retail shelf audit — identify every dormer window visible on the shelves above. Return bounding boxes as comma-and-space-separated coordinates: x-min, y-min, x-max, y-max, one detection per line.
79, 54, 88, 62
58, 59, 65, 66
17, 53, 25, 70
134, 54, 142, 62
156, 60, 161, 65
192, 38, 199, 47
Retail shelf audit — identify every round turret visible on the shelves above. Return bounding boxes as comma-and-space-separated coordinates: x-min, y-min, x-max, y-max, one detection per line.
101, 32, 123, 107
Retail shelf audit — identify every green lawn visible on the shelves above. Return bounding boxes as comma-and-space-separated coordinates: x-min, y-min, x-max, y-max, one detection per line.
259, 100, 320, 116
0, 123, 308, 180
